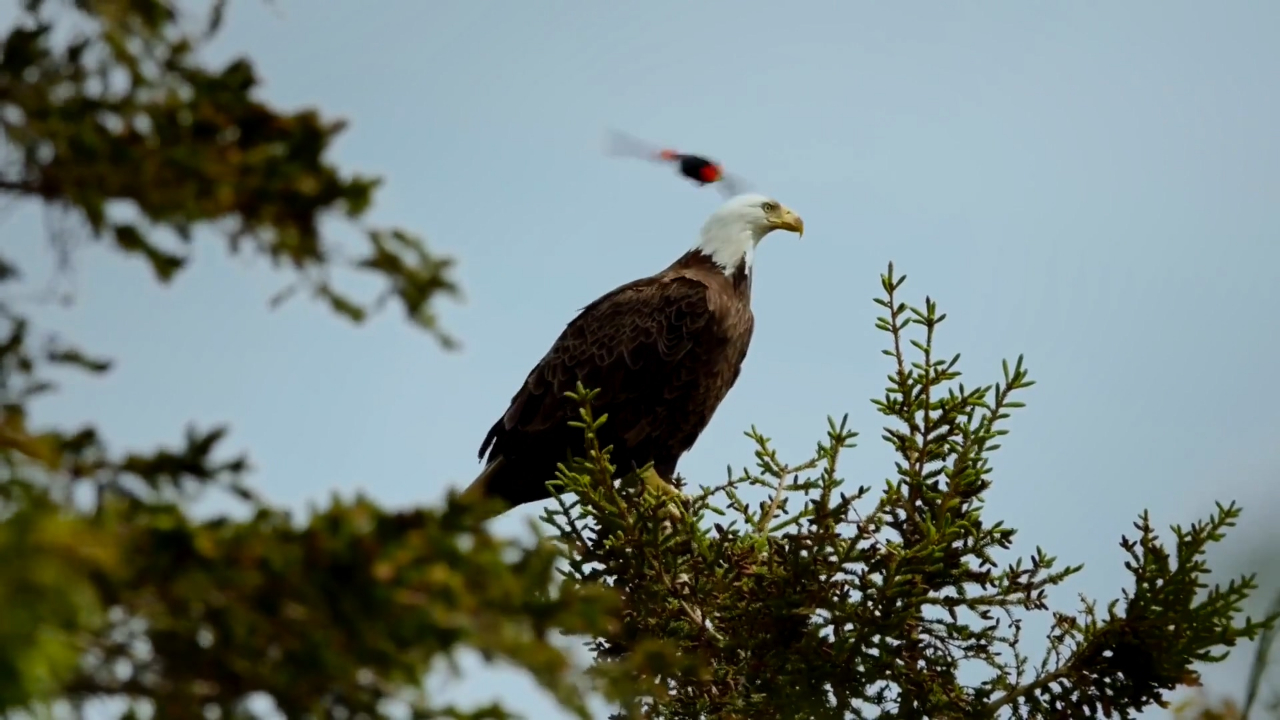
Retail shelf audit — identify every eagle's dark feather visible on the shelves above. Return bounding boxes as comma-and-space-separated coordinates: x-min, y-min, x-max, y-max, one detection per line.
472, 249, 754, 510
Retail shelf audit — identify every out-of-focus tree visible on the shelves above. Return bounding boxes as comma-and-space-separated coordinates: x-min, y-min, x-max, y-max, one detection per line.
1, 1, 651, 717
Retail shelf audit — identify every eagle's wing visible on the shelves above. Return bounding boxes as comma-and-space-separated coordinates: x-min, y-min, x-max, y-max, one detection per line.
479, 274, 714, 460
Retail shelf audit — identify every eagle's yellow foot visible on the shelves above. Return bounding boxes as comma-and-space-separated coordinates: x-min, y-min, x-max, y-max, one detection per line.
640, 466, 687, 521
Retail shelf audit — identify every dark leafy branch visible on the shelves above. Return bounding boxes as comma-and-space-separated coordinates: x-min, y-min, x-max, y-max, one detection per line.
1, 0, 459, 343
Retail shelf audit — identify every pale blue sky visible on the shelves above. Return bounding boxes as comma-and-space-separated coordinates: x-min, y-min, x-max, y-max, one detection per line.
5, 1, 1280, 717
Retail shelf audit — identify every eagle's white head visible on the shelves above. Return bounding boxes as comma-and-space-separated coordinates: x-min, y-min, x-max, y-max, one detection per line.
694, 193, 804, 274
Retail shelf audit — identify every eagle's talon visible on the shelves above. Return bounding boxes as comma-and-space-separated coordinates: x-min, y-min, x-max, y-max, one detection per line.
639, 466, 689, 521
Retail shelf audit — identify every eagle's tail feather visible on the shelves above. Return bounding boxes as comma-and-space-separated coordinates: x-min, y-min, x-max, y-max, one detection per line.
459, 457, 510, 521
459, 459, 684, 522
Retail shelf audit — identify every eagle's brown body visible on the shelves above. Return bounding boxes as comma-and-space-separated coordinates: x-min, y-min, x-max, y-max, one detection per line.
475, 249, 754, 509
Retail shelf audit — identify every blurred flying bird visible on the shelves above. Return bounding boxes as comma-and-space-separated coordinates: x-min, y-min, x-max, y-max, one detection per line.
605, 129, 749, 198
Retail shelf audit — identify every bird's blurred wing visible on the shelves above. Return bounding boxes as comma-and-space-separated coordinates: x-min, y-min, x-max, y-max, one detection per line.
604, 128, 663, 161
716, 171, 753, 198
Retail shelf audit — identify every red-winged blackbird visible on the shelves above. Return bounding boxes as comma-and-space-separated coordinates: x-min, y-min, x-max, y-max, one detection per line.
606, 129, 748, 197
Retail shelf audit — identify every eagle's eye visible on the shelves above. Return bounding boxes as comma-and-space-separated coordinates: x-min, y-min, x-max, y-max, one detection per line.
761, 201, 778, 213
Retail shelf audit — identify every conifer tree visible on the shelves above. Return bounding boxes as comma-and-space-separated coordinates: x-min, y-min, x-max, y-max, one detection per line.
543, 265, 1275, 719
1, 2, 1275, 719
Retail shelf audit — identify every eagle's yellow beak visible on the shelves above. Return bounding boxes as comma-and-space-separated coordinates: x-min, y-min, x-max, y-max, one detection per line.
767, 205, 804, 239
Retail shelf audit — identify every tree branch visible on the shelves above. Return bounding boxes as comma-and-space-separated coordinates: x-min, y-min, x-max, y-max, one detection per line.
0, 177, 43, 196
982, 664, 1073, 716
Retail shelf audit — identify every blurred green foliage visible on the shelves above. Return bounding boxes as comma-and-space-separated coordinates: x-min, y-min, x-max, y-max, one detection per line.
2, 2, 1276, 719
1, 1, 637, 717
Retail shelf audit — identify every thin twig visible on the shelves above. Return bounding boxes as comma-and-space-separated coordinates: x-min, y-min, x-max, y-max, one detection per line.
983, 664, 1072, 716
655, 563, 723, 646
756, 471, 791, 535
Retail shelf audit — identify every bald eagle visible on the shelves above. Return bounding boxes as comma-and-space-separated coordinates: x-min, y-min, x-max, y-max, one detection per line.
463, 193, 804, 514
